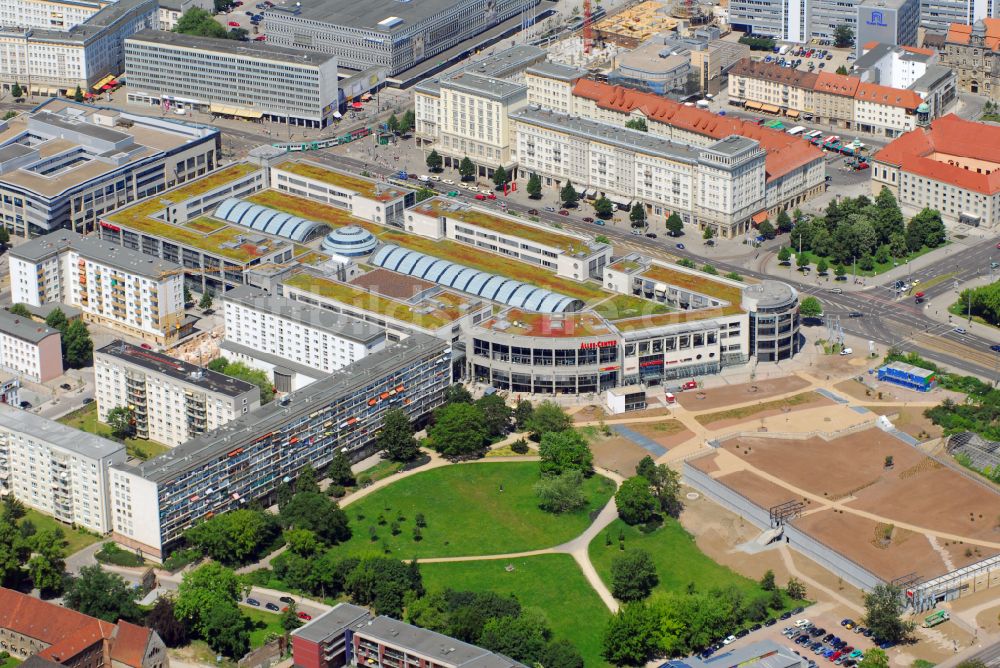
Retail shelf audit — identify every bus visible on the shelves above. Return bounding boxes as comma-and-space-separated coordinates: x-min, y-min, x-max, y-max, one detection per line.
787, 126, 807, 136
923, 610, 949, 628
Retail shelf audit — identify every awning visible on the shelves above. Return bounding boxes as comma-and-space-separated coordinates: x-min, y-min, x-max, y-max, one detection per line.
361, 92, 373, 101
786, 109, 800, 118
332, 110, 342, 118
92, 74, 115, 91
352, 101, 363, 109
230, 107, 263, 119
751, 211, 769, 225
760, 104, 781, 114
744, 101, 763, 110
609, 196, 632, 208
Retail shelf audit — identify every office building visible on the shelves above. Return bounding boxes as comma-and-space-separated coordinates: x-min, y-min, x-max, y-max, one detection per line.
854, 43, 957, 115
292, 603, 528, 668
109, 333, 450, 560
512, 109, 769, 239
856, 0, 921, 54
0, 308, 63, 382
921, 0, 1000, 33
942, 19, 1000, 98
0, 404, 125, 533
263, 0, 539, 77
0, 99, 220, 236
124, 30, 340, 128
810, 0, 860, 41
95, 340, 260, 448
728, 0, 809, 42
220, 285, 387, 392
9, 230, 186, 346
871, 113, 1000, 227
0, 588, 168, 668
0, 0, 157, 95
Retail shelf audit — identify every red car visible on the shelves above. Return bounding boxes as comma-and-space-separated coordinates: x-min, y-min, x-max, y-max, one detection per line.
486, 192, 497, 200
558, 209, 569, 216
995, 242, 1000, 249
475, 194, 486, 200
140, 343, 152, 350
527, 209, 539, 215
582, 216, 594, 222
298, 612, 312, 621
681, 380, 698, 390
228, 21, 240, 26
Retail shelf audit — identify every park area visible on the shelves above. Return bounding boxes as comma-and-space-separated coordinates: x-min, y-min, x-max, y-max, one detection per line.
57, 403, 169, 461
338, 462, 616, 558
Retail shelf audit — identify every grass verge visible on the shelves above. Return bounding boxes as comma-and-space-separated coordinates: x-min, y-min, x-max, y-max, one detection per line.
22, 508, 100, 554
695, 392, 819, 426
57, 404, 170, 461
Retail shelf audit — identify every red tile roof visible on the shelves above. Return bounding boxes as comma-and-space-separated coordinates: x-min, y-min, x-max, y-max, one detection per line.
863, 40, 879, 51
947, 18, 1000, 49
813, 71, 860, 96
873, 114, 1000, 195
110, 621, 152, 667
571, 79, 823, 182
0, 588, 115, 663
901, 45, 936, 56
855, 81, 923, 109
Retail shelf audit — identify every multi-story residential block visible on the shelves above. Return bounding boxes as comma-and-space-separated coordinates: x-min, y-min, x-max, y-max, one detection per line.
0, 0, 156, 95
871, 113, 1000, 227
941, 19, 1000, 99
511, 109, 768, 238
0, 588, 168, 668
855, 43, 939, 87
291, 603, 527, 668
95, 340, 260, 448
524, 61, 587, 113
109, 333, 450, 560
0, 99, 219, 236
728, 59, 947, 137
263, 0, 538, 77
855, 0, 921, 55
124, 30, 340, 128
0, 308, 62, 382
9, 230, 186, 346
220, 285, 386, 392
0, 404, 125, 533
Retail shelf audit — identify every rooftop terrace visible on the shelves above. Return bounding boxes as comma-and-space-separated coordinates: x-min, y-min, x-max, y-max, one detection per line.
275, 160, 411, 202
482, 309, 615, 338
640, 264, 743, 305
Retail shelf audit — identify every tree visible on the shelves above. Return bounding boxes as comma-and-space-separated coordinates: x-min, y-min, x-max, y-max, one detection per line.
777, 246, 792, 264
610, 549, 659, 601
27, 529, 66, 594
280, 492, 351, 545
525, 400, 571, 440
415, 186, 435, 202
430, 402, 487, 459
538, 429, 592, 475
208, 359, 274, 403
345, 556, 423, 617
758, 220, 776, 240
796, 253, 810, 272
444, 384, 473, 404
492, 165, 509, 188
479, 612, 549, 663
703, 226, 715, 241
666, 213, 683, 236
863, 583, 914, 643
776, 210, 793, 233
816, 257, 829, 275
526, 173, 542, 199
834, 24, 854, 47
8, 303, 31, 318
199, 289, 214, 310
594, 196, 614, 219
835, 263, 847, 280
200, 599, 250, 658
326, 450, 354, 488
183, 284, 193, 305
625, 117, 648, 132
459, 157, 476, 182
426, 149, 442, 172
836, 64, 849, 75
174, 8, 228, 37
786, 577, 806, 600
534, 470, 586, 513
11, 83, 22, 99
539, 640, 585, 668
184, 508, 278, 565
145, 599, 190, 648
280, 601, 304, 634
629, 202, 646, 227
65, 565, 141, 622
73, 85, 84, 103
760, 569, 776, 591
284, 528, 320, 557
601, 603, 659, 665
378, 408, 420, 462
907, 208, 946, 250
615, 476, 658, 525
514, 400, 534, 430
63, 319, 92, 368
175, 562, 245, 630
635, 456, 682, 516
387, 113, 400, 134
799, 296, 823, 318
397, 110, 413, 135
560, 181, 579, 207
858, 649, 890, 668
106, 406, 135, 439
0, 500, 30, 586
476, 393, 512, 439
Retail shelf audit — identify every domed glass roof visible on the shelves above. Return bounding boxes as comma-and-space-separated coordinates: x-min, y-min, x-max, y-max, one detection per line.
321, 226, 379, 257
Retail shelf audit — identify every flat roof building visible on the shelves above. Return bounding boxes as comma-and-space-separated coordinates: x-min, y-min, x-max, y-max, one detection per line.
0, 308, 63, 383
855, 0, 921, 55
95, 340, 260, 447
0, 404, 125, 533
124, 30, 340, 128
0, 99, 220, 236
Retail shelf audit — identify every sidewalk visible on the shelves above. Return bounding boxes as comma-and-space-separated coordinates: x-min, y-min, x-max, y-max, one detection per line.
922, 274, 1000, 344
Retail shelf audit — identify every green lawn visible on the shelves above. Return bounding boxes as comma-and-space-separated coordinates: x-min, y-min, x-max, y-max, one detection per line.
338, 462, 615, 558
242, 607, 285, 648
781, 244, 942, 277
420, 555, 612, 668
57, 404, 170, 461
589, 518, 796, 604
22, 508, 100, 554
1, 655, 22, 668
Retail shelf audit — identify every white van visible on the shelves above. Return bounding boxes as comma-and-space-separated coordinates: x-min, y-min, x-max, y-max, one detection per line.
840, 347, 853, 356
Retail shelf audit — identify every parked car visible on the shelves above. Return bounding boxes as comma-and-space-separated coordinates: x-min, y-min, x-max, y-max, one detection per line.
735, 629, 749, 639
298, 611, 312, 620
279, 596, 295, 604
796, 619, 812, 628
60, 383, 72, 390
265, 602, 279, 611
140, 343, 153, 350
582, 216, 594, 222
646, 232, 657, 238
19, 401, 32, 410
475, 194, 487, 200
558, 209, 569, 216
443, 179, 455, 185
228, 20, 240, 26
781, 612, 793, 620
723, 636, 737, 646
82, 397, 94, 404
594, 220, 606, 226
749, 624, 762, 632
545, 206, 556, 212
246, 598, 260, 607
527, 209, 539, 215
676, 243, 685, 249
954, 327, 967, 334
848, 312, 863, 318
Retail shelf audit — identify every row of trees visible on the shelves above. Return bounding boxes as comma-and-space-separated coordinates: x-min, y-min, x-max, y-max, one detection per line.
206, 356, 275, 403
9, 305, 92, 368
0, 499, 67, 595
426, 385, 519, 458
174, 8, 246, 39
387, 111, 415, 137
956, 280, 1000, 326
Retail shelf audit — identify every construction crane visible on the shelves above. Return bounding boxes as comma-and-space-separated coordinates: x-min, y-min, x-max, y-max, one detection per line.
582, 0, 593, 53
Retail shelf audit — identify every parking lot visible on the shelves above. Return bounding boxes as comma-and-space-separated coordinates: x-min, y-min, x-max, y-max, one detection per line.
214, 0, 268, 40
758, 43, 856, 78
710, 608, 884, 666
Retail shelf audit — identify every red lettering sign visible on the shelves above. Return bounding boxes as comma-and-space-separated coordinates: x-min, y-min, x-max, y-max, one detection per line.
580, 340, 617, 350
640, 359, 664, 367
100, 221, 121, 233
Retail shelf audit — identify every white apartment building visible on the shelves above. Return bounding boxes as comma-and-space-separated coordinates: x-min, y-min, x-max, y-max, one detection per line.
221, 286, 387, 393
124, 30, 340, 128
0, 0, 110, 31
95, 340, 260, 447
0, 0, 156, 94
0, 404, 125, 533
0, 308, 63, 383
512, 108, 769, 238
9, 230, 186, 345
524, 61, 587, 114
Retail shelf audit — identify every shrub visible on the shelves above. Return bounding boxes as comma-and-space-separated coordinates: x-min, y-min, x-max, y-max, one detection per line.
95, 542, 144, 567
511, 438, 530, 454
328, 484, 346, 498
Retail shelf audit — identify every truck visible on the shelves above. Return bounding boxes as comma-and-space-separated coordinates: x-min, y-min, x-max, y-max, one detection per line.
779, 45, 790, 55
787, 126, 807, 136
923, 611, 949, 628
